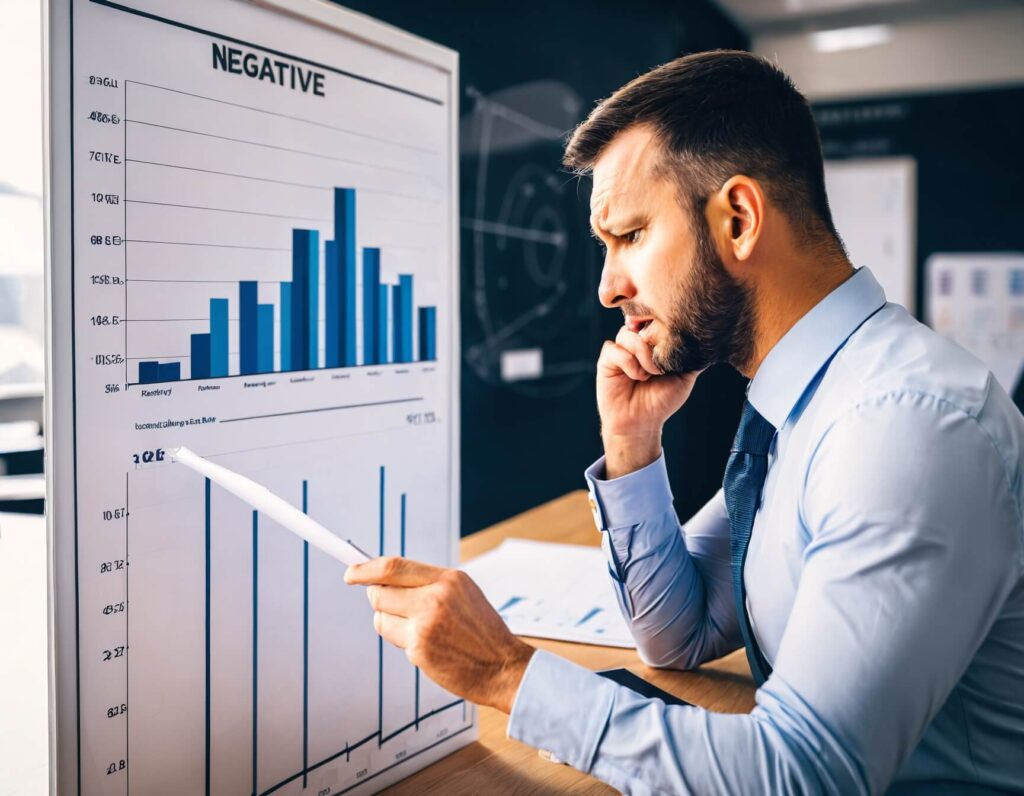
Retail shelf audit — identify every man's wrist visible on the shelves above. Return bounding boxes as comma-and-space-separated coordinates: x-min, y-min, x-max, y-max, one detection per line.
492, 640, 535, 714
602, 432, 662, 479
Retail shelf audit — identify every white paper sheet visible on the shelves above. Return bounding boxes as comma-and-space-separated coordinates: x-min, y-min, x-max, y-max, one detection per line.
462, 539, 635, 648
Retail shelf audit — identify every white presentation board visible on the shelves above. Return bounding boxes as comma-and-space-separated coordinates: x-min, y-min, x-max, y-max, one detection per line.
824, 157, 916, 313
44, 1, 468, 794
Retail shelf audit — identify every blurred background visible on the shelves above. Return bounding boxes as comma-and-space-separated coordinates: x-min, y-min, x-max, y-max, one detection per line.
2, 0, 1022, 528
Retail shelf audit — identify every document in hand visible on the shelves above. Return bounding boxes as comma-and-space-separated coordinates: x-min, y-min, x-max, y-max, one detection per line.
461, 539, 635, 648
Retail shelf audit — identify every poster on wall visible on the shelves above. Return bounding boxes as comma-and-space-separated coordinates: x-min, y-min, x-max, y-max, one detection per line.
925, 253, 1024, 402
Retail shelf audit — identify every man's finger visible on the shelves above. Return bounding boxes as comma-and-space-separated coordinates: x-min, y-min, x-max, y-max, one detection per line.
366, 584, 422, 618
615, 325, 663, 375
374, 610, 412, 649
345, 556, 446, 587
599, 340, 650, 382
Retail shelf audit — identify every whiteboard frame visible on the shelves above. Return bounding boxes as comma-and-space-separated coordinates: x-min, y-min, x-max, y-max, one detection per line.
43, 1, 461, 793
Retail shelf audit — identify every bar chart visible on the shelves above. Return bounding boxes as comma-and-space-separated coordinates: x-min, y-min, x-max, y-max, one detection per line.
118, 434, 469, 795
135, 189, 440, 384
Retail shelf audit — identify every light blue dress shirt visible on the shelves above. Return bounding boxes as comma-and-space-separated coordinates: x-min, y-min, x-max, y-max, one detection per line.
507, 267, 1024, 794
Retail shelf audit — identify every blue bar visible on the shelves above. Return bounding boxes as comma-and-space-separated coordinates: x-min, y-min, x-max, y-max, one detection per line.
209, 298, 228, 377
325, 240, 339, 368
399, 275, 413, 363
139, 361, 160, 383
291, 230, 319, 371
191, 333, 211, 379
257, 304, 273, 373
240, 281, 258, 375
307, 237, 318, 371
418, 306, 437, 361
158, 362, 181, 382
391, 284, 402, 365
377, 284, 388, 365
363, 247, 380, 365
280, 283, 292, 372
336, 188, 357, 366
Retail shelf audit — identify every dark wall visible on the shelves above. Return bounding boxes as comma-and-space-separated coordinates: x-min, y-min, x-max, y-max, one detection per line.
335, 1, 749, 533
814, 86, 1024, 411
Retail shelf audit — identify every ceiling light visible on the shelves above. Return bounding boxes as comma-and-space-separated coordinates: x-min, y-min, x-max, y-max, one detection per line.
810, 24, 893, 53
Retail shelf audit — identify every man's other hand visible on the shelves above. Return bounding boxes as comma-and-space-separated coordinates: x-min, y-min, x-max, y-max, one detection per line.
344, 556, 535, 714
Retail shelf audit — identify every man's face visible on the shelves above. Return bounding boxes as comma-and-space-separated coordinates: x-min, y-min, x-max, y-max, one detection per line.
589, 126, 753, 373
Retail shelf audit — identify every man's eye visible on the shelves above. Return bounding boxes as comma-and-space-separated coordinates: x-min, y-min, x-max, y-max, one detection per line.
621, 229, 642, 244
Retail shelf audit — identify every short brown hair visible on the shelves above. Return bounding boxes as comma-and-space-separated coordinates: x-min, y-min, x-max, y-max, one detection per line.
564, 50, 840, 246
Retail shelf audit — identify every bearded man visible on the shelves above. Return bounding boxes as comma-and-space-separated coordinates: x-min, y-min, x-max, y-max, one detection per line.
346, 51, 1024, 794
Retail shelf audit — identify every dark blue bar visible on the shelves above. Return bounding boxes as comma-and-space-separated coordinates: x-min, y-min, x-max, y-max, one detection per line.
378, 466, 385, 747
158, 362, 181, 382
325, 240, 339, 368
138, 361, 160, 383
377, 285, 388, 365
205, 478, 212, 796
418, 306, 437, 361
363, 248, 380, 365
399, 275, 413, 363
257, 304, 274, 373
240, 280, 259, 375
252, 511, 259, 796
291, 230, 319, 371
391, 284, 402, 365
191, 333, 211, 380
210, 298, 228, 377
337, 188, 357, 366
280, 283, 292, 372
302, 480, 309, 787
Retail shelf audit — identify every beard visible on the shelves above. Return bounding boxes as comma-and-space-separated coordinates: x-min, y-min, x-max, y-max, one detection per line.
651, 211, 756, 374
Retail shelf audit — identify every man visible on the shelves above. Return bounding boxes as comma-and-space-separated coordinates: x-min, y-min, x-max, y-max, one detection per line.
346, 51, 1024, 794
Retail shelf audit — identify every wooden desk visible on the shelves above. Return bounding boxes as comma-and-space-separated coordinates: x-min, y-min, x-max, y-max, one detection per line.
384, 490, 756, 795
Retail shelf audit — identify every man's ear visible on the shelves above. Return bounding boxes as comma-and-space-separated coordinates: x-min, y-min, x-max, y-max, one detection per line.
706, 175, 765, 265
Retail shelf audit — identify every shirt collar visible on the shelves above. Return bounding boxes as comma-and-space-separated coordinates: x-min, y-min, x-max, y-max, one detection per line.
747, 266, 887, 430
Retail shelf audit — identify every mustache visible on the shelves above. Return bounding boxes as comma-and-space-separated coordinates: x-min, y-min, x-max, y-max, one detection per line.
620, 301, 657, 319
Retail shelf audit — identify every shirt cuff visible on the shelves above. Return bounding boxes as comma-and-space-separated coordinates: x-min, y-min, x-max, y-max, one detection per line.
507, 650, 616, 773
584, 452, 675, 530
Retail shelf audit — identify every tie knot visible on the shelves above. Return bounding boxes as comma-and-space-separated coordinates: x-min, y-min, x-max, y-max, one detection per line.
733, 401, 776, 455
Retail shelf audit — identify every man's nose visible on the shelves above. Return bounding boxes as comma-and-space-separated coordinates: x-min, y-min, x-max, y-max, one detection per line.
598, 259, 636, 309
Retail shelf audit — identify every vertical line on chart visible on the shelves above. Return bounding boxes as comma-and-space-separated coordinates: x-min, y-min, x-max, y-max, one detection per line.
205, 478, 211, 796
125, 471, 130, 793
415, 670, 420, 731
302, 481, 309, 787
400, 493, 406, 557
252, 511, 258, 796
123, 80, 129, 386
378, 466, 385, 746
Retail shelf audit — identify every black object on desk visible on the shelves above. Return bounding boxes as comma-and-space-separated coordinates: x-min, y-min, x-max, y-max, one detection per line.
597, 668, 692, 707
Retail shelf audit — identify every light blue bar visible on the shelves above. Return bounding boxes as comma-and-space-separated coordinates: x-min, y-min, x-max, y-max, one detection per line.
257, 303, 273, 373
306, 231, 319, 370
210, 298, 229, 377
399, 275, 413, 363
325, 240, 339, 368
377, 284, 388, 365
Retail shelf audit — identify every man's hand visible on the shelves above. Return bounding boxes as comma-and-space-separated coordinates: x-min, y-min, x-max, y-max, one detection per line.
344, 556, 535, 714
598, 325, 699, 478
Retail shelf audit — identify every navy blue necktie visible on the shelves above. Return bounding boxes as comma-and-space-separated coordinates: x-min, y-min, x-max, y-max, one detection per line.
723, 400, 776, 686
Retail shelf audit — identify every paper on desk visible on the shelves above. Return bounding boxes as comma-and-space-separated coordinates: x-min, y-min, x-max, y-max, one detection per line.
462, 539, 635, 648
171, 446, 370, 567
